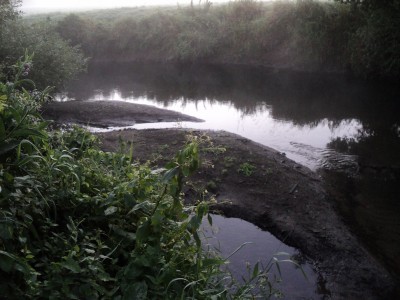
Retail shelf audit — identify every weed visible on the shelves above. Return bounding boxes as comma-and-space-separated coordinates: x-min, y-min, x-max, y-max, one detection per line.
238, 162, 256, 177
223, 156, 235, 168
206, 180, 218, 193
158, 143, 169, 152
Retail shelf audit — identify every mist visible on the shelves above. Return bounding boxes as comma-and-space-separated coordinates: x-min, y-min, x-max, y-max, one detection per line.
21, 0, 232, 14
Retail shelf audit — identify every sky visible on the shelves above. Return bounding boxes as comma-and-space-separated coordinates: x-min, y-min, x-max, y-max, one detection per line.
21, 0, 232, 13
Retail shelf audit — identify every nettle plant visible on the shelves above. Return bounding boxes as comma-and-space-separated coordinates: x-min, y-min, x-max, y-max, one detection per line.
0, 52, 50, 162
0, 55, 286, 299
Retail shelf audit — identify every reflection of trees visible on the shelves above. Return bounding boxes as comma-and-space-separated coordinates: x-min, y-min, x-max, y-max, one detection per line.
325, 115, 400, 278
65, 62, 400, 165
62, 61, 400, 172
65, 61, 400, 164
329, 122, 400, 167
64, 61, 400, 126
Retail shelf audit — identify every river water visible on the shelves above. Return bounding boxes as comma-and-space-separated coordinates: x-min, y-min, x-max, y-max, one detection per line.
59, 62, 400, 296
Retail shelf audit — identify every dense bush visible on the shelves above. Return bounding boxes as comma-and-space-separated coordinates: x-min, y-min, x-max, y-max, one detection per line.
0, 0, 20, 25
0, 1, 86, 88
348, 0, 400, 77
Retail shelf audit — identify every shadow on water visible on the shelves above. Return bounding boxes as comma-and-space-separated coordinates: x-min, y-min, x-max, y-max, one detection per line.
202, 215, 329, 299
62, 61, 399, 126
61, 61, 400, 282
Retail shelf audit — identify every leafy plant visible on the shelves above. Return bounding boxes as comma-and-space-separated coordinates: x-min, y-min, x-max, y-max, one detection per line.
0, 51, 50, 161
237, 162, 256, 177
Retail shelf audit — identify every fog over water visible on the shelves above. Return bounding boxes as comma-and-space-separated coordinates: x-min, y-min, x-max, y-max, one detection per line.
21, 0, 235, 13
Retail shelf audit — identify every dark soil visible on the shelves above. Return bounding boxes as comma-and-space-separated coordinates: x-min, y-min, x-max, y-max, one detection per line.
41, 100, 203, 128
98, 128, 398, 299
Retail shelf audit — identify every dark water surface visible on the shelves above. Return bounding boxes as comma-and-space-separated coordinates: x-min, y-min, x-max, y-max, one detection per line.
201, 215, 326, 299
59, 62, 400, 291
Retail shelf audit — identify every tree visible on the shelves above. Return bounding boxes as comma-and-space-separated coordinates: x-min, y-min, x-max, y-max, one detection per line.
335, 0, 400, 10
0, 0, 21, 24
0, 1, 87, 88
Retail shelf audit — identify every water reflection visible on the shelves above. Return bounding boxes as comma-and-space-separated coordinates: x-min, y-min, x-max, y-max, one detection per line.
61, 62, 399, 125
60, 62, 400, 279
202, 215, 326, 299
59, 62, 395, 170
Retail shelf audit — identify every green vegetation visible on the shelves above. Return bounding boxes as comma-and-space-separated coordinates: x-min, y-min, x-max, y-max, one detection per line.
21, 0, 398, 79
237, 162, 256, 177
0, 53, 291, 298
0, 1, 86, 88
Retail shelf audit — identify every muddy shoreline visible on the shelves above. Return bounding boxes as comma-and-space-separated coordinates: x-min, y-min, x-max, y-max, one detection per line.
43, 100, 398, 298
98, 128, 398, 299
41, 100, 203, 128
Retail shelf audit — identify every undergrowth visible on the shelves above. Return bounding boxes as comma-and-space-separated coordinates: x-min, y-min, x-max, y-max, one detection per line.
0, 54, 291, 298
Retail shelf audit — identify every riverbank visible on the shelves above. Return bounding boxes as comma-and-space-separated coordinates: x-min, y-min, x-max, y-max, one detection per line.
41, 100, 203, 127
42, 99, 399, 297
98, 128, 398, 299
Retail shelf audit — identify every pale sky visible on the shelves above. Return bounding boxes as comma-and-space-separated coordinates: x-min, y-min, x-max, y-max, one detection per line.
22, 0, 232, 12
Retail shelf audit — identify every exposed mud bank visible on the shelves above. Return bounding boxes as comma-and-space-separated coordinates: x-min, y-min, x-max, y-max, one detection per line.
41, 100, 203, 128
98, 128, 398, 299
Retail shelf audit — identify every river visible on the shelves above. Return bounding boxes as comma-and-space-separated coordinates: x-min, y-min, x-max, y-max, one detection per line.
58, 61, 400, 297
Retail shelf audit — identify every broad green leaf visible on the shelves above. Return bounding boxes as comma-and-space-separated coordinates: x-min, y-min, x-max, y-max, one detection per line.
128, 201, 152, 215
97, 271, 114, 282
182, 166, 190, 177
104, 206, 118, 216
11, 128, 46, 139
60, 256, 81, 273
151, 168, 166, 175
0, 140, 20, 156
162, 166, 179, 183
188, 215, 201, 231
3, 172, 14, 183
202, 258, 224, 268
193, 231, 201, 247
0, 250, 17, 272
136, 220, 151, 243
109, 225, 136, 241
0, 223, 13, 239
252, 262, 260, 279
151, 211, 164, 226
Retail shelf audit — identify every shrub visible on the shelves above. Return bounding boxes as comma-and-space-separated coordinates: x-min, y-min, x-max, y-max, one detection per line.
0, 2, 87, 89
